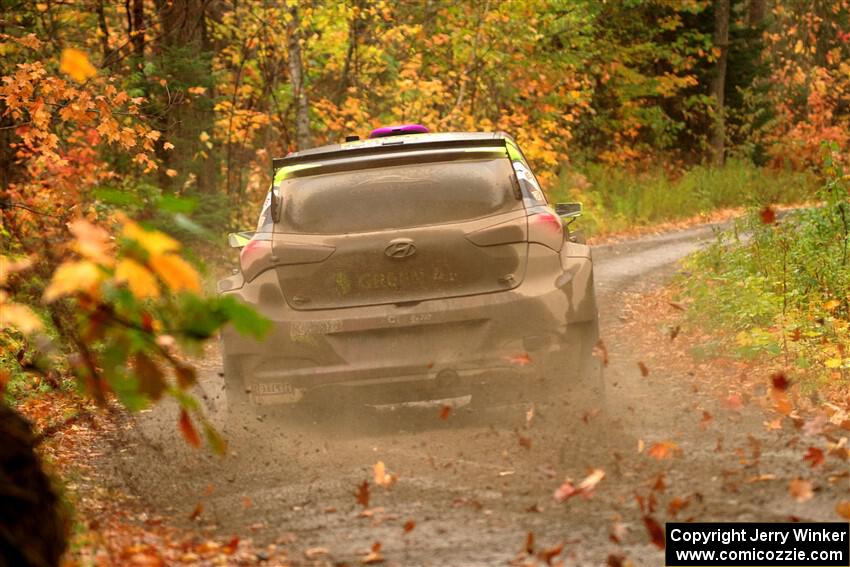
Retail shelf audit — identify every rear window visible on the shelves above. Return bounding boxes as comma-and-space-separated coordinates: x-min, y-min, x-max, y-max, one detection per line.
277, 156, 521, 234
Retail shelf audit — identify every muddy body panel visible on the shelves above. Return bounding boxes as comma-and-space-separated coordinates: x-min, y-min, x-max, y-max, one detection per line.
219, 132, 599, 407
221, 243, 596, 405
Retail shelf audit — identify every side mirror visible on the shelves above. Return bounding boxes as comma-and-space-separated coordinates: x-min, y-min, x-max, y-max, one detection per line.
555, 202, 582, 219
228, 231, 255, 249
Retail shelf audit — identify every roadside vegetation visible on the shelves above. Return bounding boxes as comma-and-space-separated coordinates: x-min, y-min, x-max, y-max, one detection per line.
680, 146, 850, 397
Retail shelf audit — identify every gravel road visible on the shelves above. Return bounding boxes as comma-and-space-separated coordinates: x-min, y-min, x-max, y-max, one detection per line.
103, 224, 847, 566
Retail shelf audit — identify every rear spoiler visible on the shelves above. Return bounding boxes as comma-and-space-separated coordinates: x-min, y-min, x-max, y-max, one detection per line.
272, 137, 508, 172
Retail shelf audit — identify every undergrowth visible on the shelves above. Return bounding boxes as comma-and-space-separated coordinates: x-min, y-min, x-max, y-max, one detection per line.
678, 146, 849, 395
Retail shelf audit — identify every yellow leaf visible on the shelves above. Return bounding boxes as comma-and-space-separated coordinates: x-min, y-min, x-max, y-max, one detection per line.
163, 142, 175, 150
825, 358, 842, 369
199, 131, 210, 142
823, 299, 841, 311
165, 168, 178, 178
373, 461, 397, 488
122, 221, 180, 257
69, 219, 113, 266
0, 302, 43, 334
60, 48, 97, 83
794, 40, 804, 54
149, 254, 201, 293
43, 260, 103, 302
115, 259, 160, 299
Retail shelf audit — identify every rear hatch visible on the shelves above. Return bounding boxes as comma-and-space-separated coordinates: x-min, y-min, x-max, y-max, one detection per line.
272, 148, 528, 310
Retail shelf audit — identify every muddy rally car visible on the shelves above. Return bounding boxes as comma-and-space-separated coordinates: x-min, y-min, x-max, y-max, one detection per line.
218, 128, 601, 415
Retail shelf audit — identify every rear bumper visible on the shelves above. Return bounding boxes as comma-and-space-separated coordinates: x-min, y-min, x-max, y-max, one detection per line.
220, 243, 596, 404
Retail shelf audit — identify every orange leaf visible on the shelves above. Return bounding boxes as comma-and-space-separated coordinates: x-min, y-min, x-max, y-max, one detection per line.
439, 405, 452, 420
647, 441, 679, 460
179, 410, 201, 448
788, 478, 813, 503
149, 253, 201, 293
643, 515, 665, 549
837, 500, 850, 520
637, 362, 650, 377
115, 259, 160, 298
802, 447, 824, 468
373, 461, 397, 488
403, 520, 415, 534
60, 48, 97, 82
355, 480, 370, 508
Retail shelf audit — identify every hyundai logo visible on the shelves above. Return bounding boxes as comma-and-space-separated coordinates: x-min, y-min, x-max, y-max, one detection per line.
384, 239, 417, 259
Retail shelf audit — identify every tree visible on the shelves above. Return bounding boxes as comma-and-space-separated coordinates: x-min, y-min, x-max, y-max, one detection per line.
710, 0, 730, 165
288, 4, 313, 150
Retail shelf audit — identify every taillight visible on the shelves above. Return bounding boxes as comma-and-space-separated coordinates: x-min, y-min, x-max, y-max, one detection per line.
239, 237, 273, 282
528, 211, 564, 251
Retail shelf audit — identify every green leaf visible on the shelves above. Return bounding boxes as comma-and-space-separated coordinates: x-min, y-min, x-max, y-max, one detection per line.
218, 296, 271, 339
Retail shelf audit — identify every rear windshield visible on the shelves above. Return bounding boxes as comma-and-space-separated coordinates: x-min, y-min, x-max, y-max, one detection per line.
277, 156, 520, 234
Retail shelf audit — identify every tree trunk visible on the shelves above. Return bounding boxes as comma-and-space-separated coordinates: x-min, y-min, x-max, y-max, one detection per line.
747, 0, 766, 27
95, 0, 111, 64
288, 5, 313, 150
710, 0, 730, 166
154, 0, 217, 193
131, 0, 144, 58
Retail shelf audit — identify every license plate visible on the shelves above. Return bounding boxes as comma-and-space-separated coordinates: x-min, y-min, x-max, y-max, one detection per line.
250, 381, 304, 404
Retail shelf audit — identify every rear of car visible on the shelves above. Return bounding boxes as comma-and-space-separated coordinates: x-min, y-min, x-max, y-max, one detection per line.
219, 133, 599, 409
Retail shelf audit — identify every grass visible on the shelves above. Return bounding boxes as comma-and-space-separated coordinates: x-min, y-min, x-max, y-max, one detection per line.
550, 159, 819, 236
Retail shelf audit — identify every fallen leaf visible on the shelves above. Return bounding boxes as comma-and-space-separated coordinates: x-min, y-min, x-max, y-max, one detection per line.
518, 434, 532, 449
643, 515, 665, 549
637, 362, 650, 377
361, 542, 384, 564
403, 520, 416, 534
647, 441, 679, 460
802, 447, 824, 468
609, 521, 627, 544
373, 461, 397, 488
594, 339, 609, 366
607, 554, 625, 567
438, 405, 451, 420
667, 496, 690, 517
771, 371, 791, 391
188, 502, 203, 521
505, 353, 533, 366
669, 325, 680, 340
355, 480, 370, 508
788, 478, 814, 503
554, 469, 604, 502
837, 500, 850, 520
304, 547, 329, 559
524, 532, 535, 555
668, 300, 686, 311
637, 439, 645, 453
700, 411, 713, 430
538, 542, 564, 565
724, 393, 744, 411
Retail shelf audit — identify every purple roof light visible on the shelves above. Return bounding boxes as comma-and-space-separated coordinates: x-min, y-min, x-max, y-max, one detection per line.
368, 124, 430, 139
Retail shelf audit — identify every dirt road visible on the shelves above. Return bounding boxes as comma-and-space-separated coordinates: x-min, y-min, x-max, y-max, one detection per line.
103, 224, 847, 566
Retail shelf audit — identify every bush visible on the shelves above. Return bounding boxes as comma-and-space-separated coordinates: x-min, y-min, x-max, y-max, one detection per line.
679, 146, 849, 390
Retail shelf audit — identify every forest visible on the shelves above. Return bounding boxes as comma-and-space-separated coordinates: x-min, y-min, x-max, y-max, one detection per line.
1, 0, 849, 565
